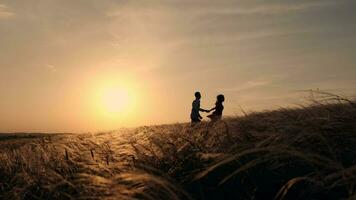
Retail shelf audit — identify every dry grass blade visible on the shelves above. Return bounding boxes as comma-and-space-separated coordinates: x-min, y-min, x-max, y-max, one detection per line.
274, 177, 322, 200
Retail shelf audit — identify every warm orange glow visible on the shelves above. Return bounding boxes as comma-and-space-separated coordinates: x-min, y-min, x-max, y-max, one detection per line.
100, 87, 130, 114
1, 1, 355, 133
89, 75, 140, 126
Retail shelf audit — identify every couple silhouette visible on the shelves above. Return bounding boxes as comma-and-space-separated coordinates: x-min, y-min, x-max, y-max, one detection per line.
190, 91, 225, 124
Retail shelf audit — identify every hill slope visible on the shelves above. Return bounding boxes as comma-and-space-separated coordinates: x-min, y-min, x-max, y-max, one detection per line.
1, 97, 355, 200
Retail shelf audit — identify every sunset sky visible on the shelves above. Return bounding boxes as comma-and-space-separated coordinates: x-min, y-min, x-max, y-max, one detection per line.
1, 0, 356, 132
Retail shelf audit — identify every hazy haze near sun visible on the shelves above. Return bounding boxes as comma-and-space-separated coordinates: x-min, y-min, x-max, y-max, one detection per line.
1, 0, 356, 132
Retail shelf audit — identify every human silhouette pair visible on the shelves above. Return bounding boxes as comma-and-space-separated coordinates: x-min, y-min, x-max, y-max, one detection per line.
190, 91, 225, 123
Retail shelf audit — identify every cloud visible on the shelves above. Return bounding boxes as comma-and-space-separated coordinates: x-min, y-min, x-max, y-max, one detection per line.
204, 1, 339, 15
44, 64, 57, 72
0, 4, 15, 19
224, 80, 271, 92
106, 1, 340, 17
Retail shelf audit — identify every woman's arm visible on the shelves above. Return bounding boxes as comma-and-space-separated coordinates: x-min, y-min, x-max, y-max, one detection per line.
199, 108, 209, 112
209, 107, 216, 112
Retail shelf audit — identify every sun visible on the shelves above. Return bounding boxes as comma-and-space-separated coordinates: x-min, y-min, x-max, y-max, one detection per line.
91, 79, 138, 120
101, 87, 130, 113
86, 72, 144, 127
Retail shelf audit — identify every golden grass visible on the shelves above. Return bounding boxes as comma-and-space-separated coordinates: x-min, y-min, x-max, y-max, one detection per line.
0, 92, 355, 199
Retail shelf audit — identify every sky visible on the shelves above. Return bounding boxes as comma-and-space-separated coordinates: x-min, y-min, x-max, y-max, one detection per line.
0, 0, 356, 132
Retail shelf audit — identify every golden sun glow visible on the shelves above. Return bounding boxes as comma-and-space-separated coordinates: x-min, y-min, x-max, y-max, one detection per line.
90, 76, 140, 123
100, 87, 130, 114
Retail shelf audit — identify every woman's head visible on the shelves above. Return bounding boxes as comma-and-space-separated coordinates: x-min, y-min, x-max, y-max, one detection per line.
216, 94, 225, 103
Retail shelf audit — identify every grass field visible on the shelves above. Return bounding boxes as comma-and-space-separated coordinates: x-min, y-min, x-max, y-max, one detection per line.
1, 93, 355, 200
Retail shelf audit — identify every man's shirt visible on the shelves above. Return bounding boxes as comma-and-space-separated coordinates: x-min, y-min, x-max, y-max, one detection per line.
191, 99, 201, 120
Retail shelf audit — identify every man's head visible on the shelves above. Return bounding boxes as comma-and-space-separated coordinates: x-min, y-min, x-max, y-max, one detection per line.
195, 92, 201, 99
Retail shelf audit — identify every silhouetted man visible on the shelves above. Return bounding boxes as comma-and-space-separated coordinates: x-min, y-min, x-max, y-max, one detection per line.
190, 92, 209, 124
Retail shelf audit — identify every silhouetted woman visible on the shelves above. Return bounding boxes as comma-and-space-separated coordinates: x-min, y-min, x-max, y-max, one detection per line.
207, 94, 225, 122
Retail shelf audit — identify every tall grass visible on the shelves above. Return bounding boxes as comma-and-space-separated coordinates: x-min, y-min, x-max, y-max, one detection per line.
0, 92, 355, 199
